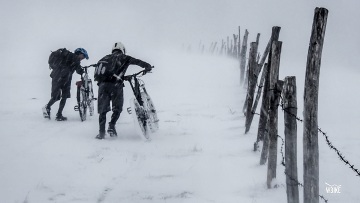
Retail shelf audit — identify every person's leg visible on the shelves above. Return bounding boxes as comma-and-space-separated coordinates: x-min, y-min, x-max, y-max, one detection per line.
95, 112, 107, 139
46, 97, 57, 108
108, 85, 124, 136
43, 78, 62, 119
99, 112, 107, 133
55, 79, 71, 121
57, 97, 67, 115
96, 83, 111, 139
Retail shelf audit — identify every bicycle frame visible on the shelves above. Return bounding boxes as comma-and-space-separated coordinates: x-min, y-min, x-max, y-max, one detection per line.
74, 64, 96, 121
124, 70, 158, 139
76, 66, 92, 98
123, 70, 147, 106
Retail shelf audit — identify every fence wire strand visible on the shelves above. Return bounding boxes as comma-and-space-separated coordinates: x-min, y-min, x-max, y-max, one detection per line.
248, 87, 360, 202
277, 135, 328, 203
278, 96, 360, 177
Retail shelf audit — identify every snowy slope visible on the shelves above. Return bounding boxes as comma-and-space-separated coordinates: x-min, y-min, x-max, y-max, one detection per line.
0, 53, 280, 203
1, 50, 360, 203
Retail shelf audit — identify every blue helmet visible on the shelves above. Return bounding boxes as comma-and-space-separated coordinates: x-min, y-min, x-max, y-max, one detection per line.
74, 48, 89, 60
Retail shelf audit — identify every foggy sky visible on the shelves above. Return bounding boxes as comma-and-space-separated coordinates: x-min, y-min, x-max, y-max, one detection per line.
1, 0, 360, 71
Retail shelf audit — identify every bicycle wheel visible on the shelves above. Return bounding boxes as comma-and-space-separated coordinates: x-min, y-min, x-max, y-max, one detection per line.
141, 92, 159, 132
130, 98, 150, 140
88, 80, 95, 116
77, 86, 87, 121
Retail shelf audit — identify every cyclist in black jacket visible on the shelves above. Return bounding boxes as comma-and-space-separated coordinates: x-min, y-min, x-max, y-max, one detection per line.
95, 42, 152, 139
42, 48, 88, 121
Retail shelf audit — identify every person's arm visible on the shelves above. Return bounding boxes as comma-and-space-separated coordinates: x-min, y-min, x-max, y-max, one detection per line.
75, 65, 84, 75
128, 56, 152, 71
70, 55, 84, 75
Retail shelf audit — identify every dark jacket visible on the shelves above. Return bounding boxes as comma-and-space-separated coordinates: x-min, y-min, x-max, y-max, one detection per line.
50, 52, 83, 80
101, 52, 151, 83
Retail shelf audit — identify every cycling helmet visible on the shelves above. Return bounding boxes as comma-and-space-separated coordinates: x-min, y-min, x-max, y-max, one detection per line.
74, 48, 89, 60
112, 42, 126, 54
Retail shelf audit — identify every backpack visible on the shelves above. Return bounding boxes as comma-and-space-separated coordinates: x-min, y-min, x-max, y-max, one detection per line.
94, 54, 118, 82
48, 48, 70, 70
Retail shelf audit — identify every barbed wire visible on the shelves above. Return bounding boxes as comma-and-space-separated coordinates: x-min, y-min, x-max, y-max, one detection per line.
250, 87, 360, 177
247, 86, 360, 202
277, 135, 328, 203
277, 96, 360, 177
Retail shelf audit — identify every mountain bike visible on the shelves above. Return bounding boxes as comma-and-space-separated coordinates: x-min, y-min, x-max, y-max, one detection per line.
124, 70, 159, 140
74, 64, 97, 121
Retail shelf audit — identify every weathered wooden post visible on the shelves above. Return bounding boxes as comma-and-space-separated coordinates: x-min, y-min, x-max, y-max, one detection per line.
303, 7, 328, 203
244, 42, 259, 133
259, 120, 270, 165
227, 36, 230, 56
283, 76, 299, 203
251, 63, 268, 120
233, 34, 238, 57
256, 27, 281, 151
220, 40, 225, 55
267, 41, 283, 188
238, 26, 241, 59
240, 29, 249, 85
256, 33, 260, 47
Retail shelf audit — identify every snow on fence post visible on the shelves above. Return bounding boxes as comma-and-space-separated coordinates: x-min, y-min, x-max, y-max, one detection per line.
283, 76, 299, 203
244, 42, 259, 133
267, 41, 283, 188
240, 29, 249, 85
303, 7, 328, 203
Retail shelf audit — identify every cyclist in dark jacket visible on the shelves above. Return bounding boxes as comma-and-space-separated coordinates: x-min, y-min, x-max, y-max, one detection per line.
95, 42, 152, 139
42, 48, 88, 121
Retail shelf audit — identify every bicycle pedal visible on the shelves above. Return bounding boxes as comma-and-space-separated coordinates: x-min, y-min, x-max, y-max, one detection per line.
74, 105, 79, 111
127, 107, 132, 114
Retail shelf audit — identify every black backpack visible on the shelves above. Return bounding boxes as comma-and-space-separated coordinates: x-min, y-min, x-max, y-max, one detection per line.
48, 48, 70, 70
94, 54, 118, 82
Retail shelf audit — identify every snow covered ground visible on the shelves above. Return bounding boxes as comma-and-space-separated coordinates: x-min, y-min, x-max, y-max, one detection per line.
1, 50, 360, 202
1, 1, 360, 202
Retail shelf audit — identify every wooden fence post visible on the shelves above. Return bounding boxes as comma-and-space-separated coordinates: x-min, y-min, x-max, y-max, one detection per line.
256, 26, 281, 76
256, 33, 260, 48
283, 76, 299, 203
256, 26, 281, 151
233, 34, 238, 57
244, 42, 259, 133
303, 7, 328, 203
240, 29, 249, 85
250, 63, 268, 126
238, 26, 241, 59
267, 41, 283, 189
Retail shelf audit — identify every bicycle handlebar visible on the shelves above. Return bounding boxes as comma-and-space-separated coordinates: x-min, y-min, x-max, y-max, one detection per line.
123, 68, 153, 81
82, 64, 97, 69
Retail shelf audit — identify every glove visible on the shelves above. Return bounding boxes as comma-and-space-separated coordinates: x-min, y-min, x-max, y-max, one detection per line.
145, 65, 153, 73
123, 75, 131, 81
78, 68, 84, 75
